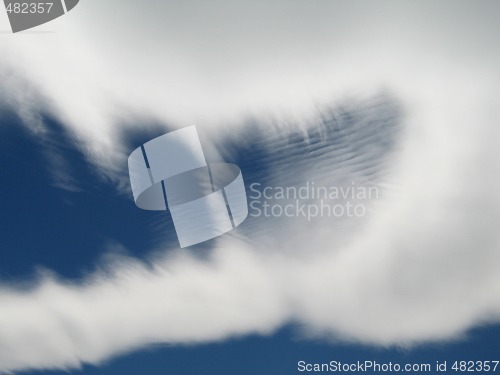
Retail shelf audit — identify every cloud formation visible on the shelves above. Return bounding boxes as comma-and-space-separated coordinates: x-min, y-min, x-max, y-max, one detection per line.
0, 0, 499, 373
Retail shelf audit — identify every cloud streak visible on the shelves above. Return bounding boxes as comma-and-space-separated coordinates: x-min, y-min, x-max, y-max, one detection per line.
1, 85, 499, 373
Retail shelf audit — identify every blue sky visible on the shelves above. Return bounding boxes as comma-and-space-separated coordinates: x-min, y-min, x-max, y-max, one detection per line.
1, 1, 500, 374
2, 105, 499, 375
17, 326, 500, 375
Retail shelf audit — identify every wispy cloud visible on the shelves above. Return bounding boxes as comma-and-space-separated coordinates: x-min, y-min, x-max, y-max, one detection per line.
0, 86, 499, 372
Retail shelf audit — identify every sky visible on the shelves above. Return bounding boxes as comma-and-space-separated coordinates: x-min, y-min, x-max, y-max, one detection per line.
0, 1, 500, 374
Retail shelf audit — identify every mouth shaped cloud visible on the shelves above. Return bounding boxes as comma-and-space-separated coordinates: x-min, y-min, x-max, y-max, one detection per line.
0, 0, 499, 373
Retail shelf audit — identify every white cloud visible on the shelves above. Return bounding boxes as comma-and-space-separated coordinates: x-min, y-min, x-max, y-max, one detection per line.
0, 0, 499, 373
